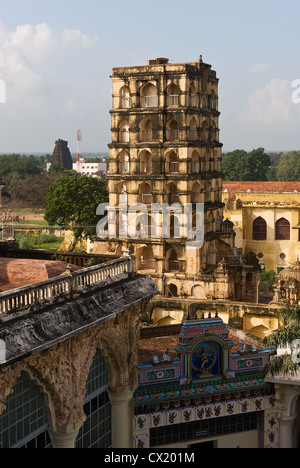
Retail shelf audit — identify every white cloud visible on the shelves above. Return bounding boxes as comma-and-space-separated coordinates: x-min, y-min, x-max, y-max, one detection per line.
237, 78, 300, 126
0, 22, 102, 152
0, 22, 99, 99
248, 63, 269, 75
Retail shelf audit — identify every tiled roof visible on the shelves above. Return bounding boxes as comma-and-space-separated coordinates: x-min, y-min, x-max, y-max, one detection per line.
139, 336, 179, 365
138, 333, 258, 365
223, 181, 300, 199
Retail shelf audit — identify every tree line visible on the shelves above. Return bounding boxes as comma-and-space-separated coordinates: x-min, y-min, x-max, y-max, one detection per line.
1, 150, 300, 208
0, 153, 102, 208
222, 148, 300, 181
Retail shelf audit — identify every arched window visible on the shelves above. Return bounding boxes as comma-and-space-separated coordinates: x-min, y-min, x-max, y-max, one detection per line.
139, 118, 153, 142
166, 183, 179, 204
120, 86, 130, 108
276, 218, 290, 240
207, 243, 215, 266
189, 118, 197, 140
214, 181, 220, 202
138, 182, 152, 205
118, 121, 129, 143
75, 349, 112, 448
205, 181, 212, 203
135, 214, 155, 239
136, 246, 156, 271
166, 249, 179, 272
253, 217, 267, 240
117, 182, 127, 206
191, 150, 200, 173
166, 283, 178, 298
201, 120, 209, 141
166, 119, 179, 141
191, 182, 201, 204
140, 83, 158, 107
166, 83, 179, 107
165, 151, 179, 173
0, 372, 52, 448
206, 211, 214, 233
169, 214, 181, 238
139, 150, 152, 173
203, 149, 211, 172
118, 152, 130, 174
189, 84, 197, 107
211, 89, 218, 110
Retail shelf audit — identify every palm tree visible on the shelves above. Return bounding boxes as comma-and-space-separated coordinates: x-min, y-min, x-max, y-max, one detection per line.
262, 303, 300, 376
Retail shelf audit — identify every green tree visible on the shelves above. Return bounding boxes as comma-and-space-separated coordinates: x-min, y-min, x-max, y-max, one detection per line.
0, 154, 43, 200
260, 270, 276, 292
221, 149, 247, 181
262, 304, 300, 376
276, 151, 300, 181
44, 174, 109, 247
222, 148, 271, 181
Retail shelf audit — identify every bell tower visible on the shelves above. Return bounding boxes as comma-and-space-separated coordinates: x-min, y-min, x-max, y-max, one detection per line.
103, 57, 236, 301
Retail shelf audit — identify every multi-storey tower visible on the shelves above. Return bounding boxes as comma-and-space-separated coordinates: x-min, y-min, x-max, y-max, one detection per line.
103, 57, 239, 300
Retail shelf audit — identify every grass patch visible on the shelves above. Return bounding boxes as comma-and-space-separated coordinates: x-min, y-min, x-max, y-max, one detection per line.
15, 220, 51, 227
16, 233, 63, 251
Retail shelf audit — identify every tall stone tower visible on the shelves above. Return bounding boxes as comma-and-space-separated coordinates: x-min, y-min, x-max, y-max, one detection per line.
51, 139, 73, 170
102, 57, 238, 300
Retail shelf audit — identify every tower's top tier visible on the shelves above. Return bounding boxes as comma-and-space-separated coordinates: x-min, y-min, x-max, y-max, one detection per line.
111, 57, 218, 82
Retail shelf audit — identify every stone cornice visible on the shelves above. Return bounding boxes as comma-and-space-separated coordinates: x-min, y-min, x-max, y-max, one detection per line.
0, 265, 158, 368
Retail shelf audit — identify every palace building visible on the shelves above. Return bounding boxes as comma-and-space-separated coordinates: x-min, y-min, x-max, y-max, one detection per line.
222, 181, 300, 273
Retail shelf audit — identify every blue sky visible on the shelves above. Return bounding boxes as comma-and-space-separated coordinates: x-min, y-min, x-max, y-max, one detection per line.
1, 0, 300, 153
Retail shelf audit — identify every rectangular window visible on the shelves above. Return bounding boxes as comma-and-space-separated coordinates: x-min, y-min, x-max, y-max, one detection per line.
150, 412, 258, 447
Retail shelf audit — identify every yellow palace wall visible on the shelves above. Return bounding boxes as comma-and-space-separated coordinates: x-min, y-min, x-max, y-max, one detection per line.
223, 190, 300, 272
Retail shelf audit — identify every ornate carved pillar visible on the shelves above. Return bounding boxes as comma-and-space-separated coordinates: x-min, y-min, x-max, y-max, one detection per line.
98, 305, 141, 448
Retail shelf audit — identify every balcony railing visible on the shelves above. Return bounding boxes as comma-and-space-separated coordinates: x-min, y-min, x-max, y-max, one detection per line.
121, 97, 130, 109
138, 259, 156, 271
166, 95, 179, 107
140, 194, 153, 205
119, 131, 130, 143
0, 257, 135, 317
139, 130, 153, 142
167, 260, 180, 272
166, 129, 179, 141
189, 95, 197, 107
168, 162, 179, 173
140, 95, 158, 107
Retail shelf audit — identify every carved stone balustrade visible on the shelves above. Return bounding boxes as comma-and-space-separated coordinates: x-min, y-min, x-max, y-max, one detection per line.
0, 256, 135, 317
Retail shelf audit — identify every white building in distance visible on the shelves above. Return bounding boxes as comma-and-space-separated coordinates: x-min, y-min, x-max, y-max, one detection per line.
73, 162, 107, 177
